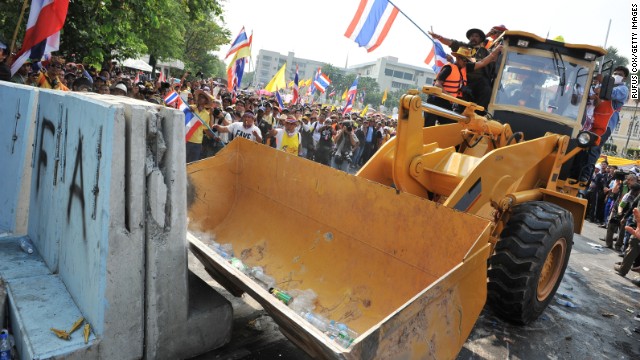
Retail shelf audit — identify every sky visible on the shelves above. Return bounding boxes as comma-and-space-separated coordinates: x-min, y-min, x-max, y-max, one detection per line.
215, 0, 633, 71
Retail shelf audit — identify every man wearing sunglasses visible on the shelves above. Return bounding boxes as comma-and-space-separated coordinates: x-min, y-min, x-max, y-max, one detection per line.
36, 56, 69, 91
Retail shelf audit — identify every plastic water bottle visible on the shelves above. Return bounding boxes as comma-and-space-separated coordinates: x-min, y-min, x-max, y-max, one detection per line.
327, 321, 358, 348
301, 312, 329, 332
0, 330, 11, 360
555, 298, 577, 308
250, 267, 276, 289
19, 238, 34, 254
230, 257, 249, 273
209, 242, 232, 260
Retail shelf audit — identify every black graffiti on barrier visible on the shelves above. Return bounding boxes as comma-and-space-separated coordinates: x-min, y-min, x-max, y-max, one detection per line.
35, 118, 55, 192
67, 130, 87, 240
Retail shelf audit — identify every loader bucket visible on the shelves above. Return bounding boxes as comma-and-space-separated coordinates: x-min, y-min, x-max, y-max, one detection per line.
187, 138, 492, 359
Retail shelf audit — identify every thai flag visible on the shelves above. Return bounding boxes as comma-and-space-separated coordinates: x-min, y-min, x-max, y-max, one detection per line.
329, 90, 336, 97
225, 26, 251, 59
313, 73, 331, 94
164, 90, 179, 106
425, 40, 447, 73
275, 89, 285, 110
344, 0, 399, 53
292, 65, 300, 104
347, 77, 359, 99
343, 93, 355, 115
175, 96, 199, 142
134, 71, 140, 83
310, 68, 321, 95
11, 0, 70, 76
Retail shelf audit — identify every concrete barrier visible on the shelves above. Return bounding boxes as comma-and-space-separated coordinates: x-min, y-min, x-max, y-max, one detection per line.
0, 82, 38, 235
0, 83, 231, 359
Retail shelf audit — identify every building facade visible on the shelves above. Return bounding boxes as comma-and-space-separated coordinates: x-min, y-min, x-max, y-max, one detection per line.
348, 56, 435, 92
253, 50, 327, 88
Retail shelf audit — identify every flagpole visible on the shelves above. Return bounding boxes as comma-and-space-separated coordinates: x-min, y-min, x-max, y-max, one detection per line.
386, 0, 433, 42
9, 0, 30, 63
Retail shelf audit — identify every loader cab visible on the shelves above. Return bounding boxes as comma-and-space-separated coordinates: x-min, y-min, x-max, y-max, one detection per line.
488, 31, 607, 140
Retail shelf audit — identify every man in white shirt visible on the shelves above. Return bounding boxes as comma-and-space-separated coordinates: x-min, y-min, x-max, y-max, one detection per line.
213, 111, 263, 143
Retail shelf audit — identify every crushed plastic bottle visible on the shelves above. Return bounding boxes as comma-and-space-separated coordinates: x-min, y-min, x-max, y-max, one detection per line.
0, 330, 11, 360
301, 312, 330, 332
269, 287, 293, 305
19, 238, 34, 254
249, 266, 276, 289
289, 289, 318, 314
556, 298, 577, 308
230, 257, 249, 273
326, 321, 358, 348
209, 241, 233, 260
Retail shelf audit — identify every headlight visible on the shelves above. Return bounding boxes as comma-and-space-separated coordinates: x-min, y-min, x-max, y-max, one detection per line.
576, 131, 598, 148
577, 132, 591, 145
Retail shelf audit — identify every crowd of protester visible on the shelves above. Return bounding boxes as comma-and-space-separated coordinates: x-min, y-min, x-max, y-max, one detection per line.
585, 161, 640, 285
2, 54, 397, 171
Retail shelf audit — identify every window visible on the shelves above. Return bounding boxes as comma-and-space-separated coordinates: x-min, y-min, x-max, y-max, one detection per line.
384, 68, 393, 76
393, 70, 403, 78
366, 70, 370, 75
403, 72, 413, 80
493, 52, 588, 122
633, 119, 640, 138
614, 120, 621, 134
262, 56, 272, 61
391, 81, 410, 90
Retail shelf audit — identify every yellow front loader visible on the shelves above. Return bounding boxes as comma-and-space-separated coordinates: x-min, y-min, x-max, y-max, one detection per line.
187, 31, 606, 359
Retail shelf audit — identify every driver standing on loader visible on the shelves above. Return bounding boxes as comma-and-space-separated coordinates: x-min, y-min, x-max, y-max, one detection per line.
429, 28, 496, 114
424, 45, 503, 127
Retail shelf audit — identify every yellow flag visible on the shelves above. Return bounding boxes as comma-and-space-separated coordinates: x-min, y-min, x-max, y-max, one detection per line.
360, 104, 369, 117
381, 88, 388, 104
331, 105, 336, 111
265, 64, 287, 92
288, 80, 294, 88
341, 88, 348, 100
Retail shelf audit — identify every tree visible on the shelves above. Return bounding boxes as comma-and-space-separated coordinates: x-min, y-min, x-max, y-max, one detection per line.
0, 0, 229, 71
600, 46, 629, 71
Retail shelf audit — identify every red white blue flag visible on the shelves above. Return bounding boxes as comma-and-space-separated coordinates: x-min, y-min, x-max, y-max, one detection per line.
313, 73, 331, 94
425, 40, 447, 73
343, 93, 355, 115
164, 90, 198, 142
347, 77, 359, 99
225, 27, 251, 59
11, 0, 70, 76
275, 88, 285, 110
344, 0, 399, 53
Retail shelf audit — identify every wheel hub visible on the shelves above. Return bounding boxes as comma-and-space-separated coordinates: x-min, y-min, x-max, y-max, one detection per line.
537, 237, 567, 301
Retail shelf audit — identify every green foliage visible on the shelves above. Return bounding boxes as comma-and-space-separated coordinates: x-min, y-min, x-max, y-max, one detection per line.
0, 0, 229, 71
600, 46, 629, 71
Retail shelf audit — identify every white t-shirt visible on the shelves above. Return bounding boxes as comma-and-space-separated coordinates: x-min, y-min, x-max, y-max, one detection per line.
228, 122, 261, 142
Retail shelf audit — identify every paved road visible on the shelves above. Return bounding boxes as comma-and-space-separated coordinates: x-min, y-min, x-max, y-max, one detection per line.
190, 221, 640, 360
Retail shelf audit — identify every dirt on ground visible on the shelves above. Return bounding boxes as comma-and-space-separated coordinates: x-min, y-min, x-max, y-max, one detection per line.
189, 221, 640, 360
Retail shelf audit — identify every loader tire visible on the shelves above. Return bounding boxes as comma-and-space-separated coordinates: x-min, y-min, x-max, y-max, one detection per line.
487, 201, 573, 325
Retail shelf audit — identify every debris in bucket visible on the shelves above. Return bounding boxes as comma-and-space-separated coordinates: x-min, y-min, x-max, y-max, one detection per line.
328, 321, 359, 348
230, 257, 249, 273
558, 293, 573, 299
0, 329, 12, 359
623, 327, 633, 337
249, 266, 276, 290
555, 298, 577, 308
289, 289, 318, 314
626, 308, 635, 313
209, 242, 234, 260
582, 267, 590, 272
269, 287, 293, 305
301, 311, 330, 332
601, 312, 615, 318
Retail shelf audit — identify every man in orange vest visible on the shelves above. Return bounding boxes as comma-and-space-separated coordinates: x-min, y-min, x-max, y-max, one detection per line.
572, 66, 629, 183
429, 28, 496, 113
425, 45, 503, 127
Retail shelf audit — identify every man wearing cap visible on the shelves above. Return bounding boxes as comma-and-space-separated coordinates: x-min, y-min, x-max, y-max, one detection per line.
315, 119, 336, 166
429, 28, 497, 112
425, 45, 503, 126
111, 82, 128, 96
485, 25, 508, 49
214, 111, 262, 143
269, 117, 302, 156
